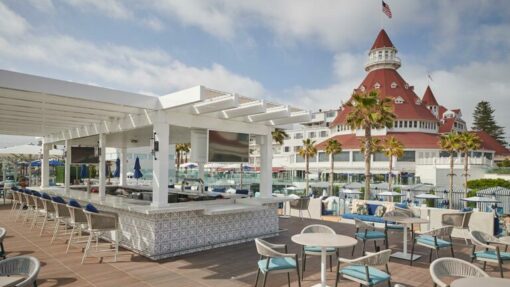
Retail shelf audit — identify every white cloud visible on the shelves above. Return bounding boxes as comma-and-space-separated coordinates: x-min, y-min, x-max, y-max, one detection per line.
65, 0, 132, 19
27, 0, 55, 13
0, 2, 30, 36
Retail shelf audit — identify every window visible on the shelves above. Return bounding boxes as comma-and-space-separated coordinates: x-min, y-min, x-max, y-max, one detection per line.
294, 146, 302, 152
484, 153, 493, 160
333, 152, 350, 162
391, 82, 397, 88
373, 152, 388, 162
378, 51, 382, 60
320, 130, 328, 138
308, 132, 316, 138
394, 96, 404, 104
318, 152, 329, 162
326, 111, 336, 118
374, 82, 381, 89
284, 146, 290, 153
414, 121, 418, 128
400, 151, 416, 162
294, 133, 303, 139
404, 121, 408, 128
384, 50, 389, 59
352, 151, 364, 162
296, 155, 317, 163
472, 152, 483, 158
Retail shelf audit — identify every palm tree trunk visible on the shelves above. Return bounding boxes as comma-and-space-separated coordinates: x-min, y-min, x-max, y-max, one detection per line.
176, 151, 181, 180
388, 156, 393, 202
329, 153, 334, 196
464, 152, 469, 199
240, 163, 243, 189
449, 155, 454, 209
305, 155, 309, 195
364, 127, 372, 200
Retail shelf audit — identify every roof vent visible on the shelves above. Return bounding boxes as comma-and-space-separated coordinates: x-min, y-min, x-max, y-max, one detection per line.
391, 82, 397, 88
374, 82, 381, 89
404, 83, 409, 89
394, 96, 404, 104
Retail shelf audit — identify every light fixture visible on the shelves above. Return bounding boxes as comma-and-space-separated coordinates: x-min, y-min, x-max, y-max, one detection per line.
151, 132, 159, 160
94, 141, 101, 157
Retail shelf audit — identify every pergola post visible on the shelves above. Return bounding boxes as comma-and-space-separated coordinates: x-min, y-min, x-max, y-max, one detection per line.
98, 133, 106, 200
40, 142, 50, 188
2, 160, 7, 185
152, 118, 169, 207
259, 133, 273, 198
119, 147, 127, 186
64, 139, 71, 194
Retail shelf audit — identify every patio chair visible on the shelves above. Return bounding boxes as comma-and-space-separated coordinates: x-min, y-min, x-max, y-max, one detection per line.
30, 194, 47, 231
39, 194, 56, 236
430, 257, 488, 287
335, 249, 392, 287
442, 212, 471, 245
352, 219, 388, 256
22, 192, 36, 224
14, 190, 26, 222
0, 256, 40, 287
66, 201, 89, 253
81, 207, 120, 264
383, 209, 411, 233
0, 227, 6, 259
51, 197, 70, 244
254, 238, 300, 287
300, 224, 337, 279
289, 197, 311, 219
470, 230, 510, 277
410, 226, 454, 266
10, 189, 21, 217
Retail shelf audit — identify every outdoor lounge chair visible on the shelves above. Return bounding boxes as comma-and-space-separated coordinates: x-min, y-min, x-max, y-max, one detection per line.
430, 257, 488, 287
352, 219, 388, 256
300, 224, 338, 279
410, 226, 454, 266
0, 255, 40, 287
470, 230, 510, 277
336, 249, 392, 287
254, 238, 301, 287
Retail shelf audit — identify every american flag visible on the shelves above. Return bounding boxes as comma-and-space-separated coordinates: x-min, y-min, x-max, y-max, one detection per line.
382, 1, 392, 18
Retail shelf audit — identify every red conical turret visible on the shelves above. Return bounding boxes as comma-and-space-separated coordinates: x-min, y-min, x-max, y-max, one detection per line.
370, 29, 395, 50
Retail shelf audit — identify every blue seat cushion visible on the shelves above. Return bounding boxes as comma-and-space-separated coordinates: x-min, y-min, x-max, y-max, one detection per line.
32, 191, 41, 197
52, 196, 66, 204
258, 257, 296, 272
386, 224, 404, 230
475, 250, 510, 261
85, 203, 99, 213
416, 236, 452, 248
395, 203, 408, 209
366, 204, 379, 216
355, 231, 386, 240
304, 246, 336, 253
340, 265, 390, 285
342, 213, 386, 223
236, 189, 249, 195
41, 192, 52, 200
68, 199, 81, 208
213, 188, 226, 193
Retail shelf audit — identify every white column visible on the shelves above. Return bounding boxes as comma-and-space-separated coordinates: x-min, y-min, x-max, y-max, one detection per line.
198, 163, 205, 181
2, 160, 6, 185
40, 143, 50, 188
259, 133, 273, 198
119, 147, 127, 186
64, 140, 71, 194
98, 134, 106, 200
152, 120, 169, 207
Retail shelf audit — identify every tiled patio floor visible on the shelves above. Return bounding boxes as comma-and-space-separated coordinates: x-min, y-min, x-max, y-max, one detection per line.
0, 203, 508, 287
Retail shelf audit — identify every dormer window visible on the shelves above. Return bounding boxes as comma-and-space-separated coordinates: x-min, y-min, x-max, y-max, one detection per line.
360, 85, 365, 92
415, 99, 421, 105
374, 82, 381, 89
404, 83, 409, 89
394, 96, 404, 104
391, 82, 397, 88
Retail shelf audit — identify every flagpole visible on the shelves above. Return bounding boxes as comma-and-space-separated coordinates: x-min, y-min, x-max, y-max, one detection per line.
380, 1, 383, 28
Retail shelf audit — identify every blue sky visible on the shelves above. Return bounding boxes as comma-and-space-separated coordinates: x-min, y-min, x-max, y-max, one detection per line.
1, 0, 510, 146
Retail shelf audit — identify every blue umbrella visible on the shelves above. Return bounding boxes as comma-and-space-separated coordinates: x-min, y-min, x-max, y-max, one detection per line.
134, 157, 143, 179
113, 158, 120, 178
80, 164, 88, 179
31, 159, 64, 167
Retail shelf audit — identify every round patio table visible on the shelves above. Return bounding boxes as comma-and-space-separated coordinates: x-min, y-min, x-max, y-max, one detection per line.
383, 216, 429, 261
451, 277, 510, 287
291, 233, 357, 287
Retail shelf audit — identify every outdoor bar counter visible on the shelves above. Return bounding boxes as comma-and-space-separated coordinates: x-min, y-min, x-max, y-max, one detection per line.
33, 186, 282, 260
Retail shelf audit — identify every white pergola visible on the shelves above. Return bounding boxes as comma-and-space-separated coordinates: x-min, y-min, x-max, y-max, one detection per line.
0, 69, 311, 207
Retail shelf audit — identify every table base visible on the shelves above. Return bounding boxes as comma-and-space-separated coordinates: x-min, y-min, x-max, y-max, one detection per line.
390, 252, 421, 261
279, 215, 291, 219
310, 284, 331, 287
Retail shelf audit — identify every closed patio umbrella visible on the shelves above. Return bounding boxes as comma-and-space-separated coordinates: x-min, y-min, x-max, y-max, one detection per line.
80, 164, 88, 179
113, 158, 120, 177
134, 157, 143, 183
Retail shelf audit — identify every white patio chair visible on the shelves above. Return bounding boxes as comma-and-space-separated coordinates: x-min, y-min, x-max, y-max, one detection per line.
470, 230, 510, 277
81, 209, 120, 264
300, 224, 337, 279
410, 226, 454, 266
430, 257, 488, 287
336, 249, 392, 287
0, 255, 40, 287
254, 238, 301, 287
352, 219, 388, 256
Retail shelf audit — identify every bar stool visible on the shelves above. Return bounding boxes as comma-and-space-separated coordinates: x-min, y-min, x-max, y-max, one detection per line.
30, 192, 47, 231
22, 191, 36, 224
39, 193, 56, 236
82, 204, 120, 264
66, 200, 89, 253
51, 196, 71, 244
9, 189, 20, 217
14, 189, 27, 222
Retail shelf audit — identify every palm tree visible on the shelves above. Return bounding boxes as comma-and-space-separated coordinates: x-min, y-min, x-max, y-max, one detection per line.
325, 139, 342, 196
272, 128, 289, 145
458, 132, 481, 196
175, 143, 190, 179
439, 132, 462, 208
383, 136, 404, 195
298, 139, 317, 195
346, 90, 395, 200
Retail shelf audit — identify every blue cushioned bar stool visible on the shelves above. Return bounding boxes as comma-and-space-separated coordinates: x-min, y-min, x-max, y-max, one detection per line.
66, 199, 89, 254
470, 230, 510, 278
38, 193, 57, 236
300, 224, 338, 279
352, 219, 388, 256
254, 238, 301, 287
410, 226, 454, 266
51, 196, 71, 244
82, 203, 120, 264
336, 249, 392, 287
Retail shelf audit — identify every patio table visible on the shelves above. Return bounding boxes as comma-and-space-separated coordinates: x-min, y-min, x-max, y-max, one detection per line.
451, 277, 510, 287
291, 233, 357, 287
383, 216, 429, 261
0, 275, 25, 287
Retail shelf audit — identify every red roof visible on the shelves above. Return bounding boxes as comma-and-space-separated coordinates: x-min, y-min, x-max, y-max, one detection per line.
474, 131, 510, 156
439, 118, 455, 133
438, 105, 447, 118
316, 132, 442, 150
422, 86, 438, 106
370, 29, 395, 50
331, 69, 437, 126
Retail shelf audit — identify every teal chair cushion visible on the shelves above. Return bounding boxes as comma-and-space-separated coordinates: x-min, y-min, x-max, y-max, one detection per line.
340, 265, 390, 285
304, 246, 336, 253
355, 231, 386, 240
475, 250, 510, 261
258, 257, 297, 272
416, 235, 452, 248
386, 224, 404, 230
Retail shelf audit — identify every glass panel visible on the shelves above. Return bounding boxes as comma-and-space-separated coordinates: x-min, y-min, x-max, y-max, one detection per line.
373, 152, 388, 162
400, 151, 416, 162
333, 152, 350, 162
353, 151, 364, 162
318, 152, 329, 162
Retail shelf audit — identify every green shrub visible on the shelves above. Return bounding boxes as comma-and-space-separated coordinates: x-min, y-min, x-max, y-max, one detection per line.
467, 178, 510, 189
